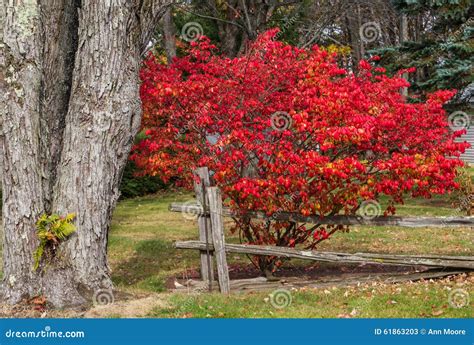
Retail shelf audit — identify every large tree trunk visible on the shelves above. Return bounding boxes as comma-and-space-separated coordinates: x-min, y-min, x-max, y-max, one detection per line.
51, 0, 143, 304
1, 0, 46, 305
1, 0, 167, 308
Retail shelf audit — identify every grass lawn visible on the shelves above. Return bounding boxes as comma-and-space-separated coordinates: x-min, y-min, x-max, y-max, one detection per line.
0, 169, 472, 318
151, 275, 473, 318
106, 187, 473, 318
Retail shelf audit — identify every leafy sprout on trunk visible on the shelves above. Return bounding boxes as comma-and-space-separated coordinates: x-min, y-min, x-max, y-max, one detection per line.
33, 213, 76, 271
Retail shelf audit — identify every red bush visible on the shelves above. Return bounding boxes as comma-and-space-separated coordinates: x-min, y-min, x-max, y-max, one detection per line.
132, 30, 467, 273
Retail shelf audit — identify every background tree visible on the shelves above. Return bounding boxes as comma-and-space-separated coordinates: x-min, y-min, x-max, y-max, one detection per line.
375, 0, 473, 104
163, 0, 471, 89
1, 0, 168, 307
162, 0, 308, 57
162, 7, 178, 62
161, 1, 405, 69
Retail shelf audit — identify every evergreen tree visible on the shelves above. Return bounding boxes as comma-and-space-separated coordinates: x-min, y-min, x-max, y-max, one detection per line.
375, 0, 473, 104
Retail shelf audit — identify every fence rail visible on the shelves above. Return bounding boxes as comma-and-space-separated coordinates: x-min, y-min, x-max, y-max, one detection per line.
175, 241, 474, 269
169, 203, 474, 228
171, 167, 474, 293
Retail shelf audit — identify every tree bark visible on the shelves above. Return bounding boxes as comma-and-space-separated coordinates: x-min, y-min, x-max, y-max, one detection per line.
1, 0, 46, 305
162, 7, 176, 62
51, 0, 143, 304
39, 0, 79, 213
345, 4, 363, 69
1, 0, 168, 307
400, 13, 409, 97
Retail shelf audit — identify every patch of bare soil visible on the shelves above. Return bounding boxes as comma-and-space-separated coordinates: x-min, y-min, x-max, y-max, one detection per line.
174, 261, 418, 283
232, 262, 417, 280
171, 262, 448, 293
84, 295, 168, 318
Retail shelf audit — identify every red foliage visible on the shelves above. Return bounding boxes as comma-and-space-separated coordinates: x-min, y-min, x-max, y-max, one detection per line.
132, 30, 467, 271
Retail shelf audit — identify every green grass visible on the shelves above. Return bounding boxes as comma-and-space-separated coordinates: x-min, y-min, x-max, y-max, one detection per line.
102, 187, 473, 318
150, 278, 473, 318
108, 190, 473, 294
109, 191, 200, 294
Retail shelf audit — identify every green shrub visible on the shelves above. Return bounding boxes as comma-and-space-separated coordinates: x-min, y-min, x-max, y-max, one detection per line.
119, 161, 166, 199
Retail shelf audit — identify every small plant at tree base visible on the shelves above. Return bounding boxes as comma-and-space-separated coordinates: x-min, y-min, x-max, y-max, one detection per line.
33, 213, 76, 271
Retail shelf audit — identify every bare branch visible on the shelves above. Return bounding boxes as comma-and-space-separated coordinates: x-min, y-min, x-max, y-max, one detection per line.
176, 4, 246, 30
138, 0, 173, 54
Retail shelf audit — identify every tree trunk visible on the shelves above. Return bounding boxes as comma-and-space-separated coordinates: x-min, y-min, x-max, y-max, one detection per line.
400, 13, 409, 97
39, 0, 79, 213
1, 0, 167, 308
345, 4, 364, 70
162, 7, 176, 62
1, 0, 46, 305
212, 0, 240, 57
51, 0, 143, 304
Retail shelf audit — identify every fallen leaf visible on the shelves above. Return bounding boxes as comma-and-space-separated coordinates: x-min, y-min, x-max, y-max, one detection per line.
337, 313, 351, 318
30, 296, 46, 305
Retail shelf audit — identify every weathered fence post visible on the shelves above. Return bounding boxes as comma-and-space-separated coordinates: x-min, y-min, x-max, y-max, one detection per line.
193, 167, 214, 289
207, 186, 231, 293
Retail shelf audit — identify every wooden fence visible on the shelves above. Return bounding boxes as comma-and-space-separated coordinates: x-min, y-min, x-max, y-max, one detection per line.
171, 167, 474, 293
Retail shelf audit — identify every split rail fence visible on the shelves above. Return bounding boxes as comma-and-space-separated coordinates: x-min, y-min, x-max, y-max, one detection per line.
170, 167, 474, 293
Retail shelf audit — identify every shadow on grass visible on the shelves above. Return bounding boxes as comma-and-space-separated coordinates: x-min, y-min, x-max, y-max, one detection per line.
111, 239, 198, 293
